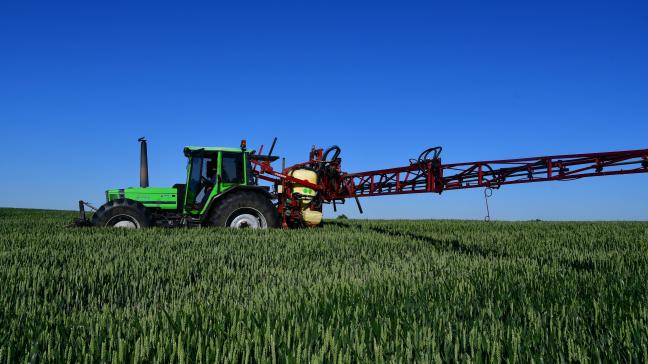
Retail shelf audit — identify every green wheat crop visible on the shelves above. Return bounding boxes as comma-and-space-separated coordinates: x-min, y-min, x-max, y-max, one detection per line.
1, 208, 647, 363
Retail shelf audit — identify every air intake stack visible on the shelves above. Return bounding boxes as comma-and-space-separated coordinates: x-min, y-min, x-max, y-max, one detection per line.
138, 137, 149, 188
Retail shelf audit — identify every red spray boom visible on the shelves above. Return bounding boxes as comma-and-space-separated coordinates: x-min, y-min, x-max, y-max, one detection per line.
251, 141, 648, 228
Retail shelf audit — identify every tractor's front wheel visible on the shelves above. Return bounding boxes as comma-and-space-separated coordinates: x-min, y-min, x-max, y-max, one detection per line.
92, 199, 152, 228
207, 191, 279, 229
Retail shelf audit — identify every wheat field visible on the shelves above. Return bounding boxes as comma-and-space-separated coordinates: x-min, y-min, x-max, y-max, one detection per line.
1, 208, 647, 363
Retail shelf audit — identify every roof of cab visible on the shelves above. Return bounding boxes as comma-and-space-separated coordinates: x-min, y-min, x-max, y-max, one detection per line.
183, 146, 248, 156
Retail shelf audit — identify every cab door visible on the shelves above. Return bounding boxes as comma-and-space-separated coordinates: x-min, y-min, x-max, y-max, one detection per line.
184, 153, 218, 213
217, 151, 245, 194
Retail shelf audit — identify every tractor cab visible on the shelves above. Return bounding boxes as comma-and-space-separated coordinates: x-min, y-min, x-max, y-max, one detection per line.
181, 146, 254, 215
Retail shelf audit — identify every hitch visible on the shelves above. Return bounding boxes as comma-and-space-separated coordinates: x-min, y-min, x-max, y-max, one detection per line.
69, 200, 97, 227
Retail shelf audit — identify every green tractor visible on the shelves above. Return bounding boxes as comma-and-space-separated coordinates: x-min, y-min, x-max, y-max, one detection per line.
78, 138, 280, 228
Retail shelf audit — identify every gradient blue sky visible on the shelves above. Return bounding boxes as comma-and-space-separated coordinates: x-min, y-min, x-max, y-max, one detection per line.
1, 1, 647, 220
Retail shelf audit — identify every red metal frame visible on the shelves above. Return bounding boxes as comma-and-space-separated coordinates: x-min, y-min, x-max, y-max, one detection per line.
330, 148, 648, 198
250, 145, 648, 227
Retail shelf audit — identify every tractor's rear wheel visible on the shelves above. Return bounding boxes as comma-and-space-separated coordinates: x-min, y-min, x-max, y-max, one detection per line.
207, 191, 279, 229
91, 199, 152, 228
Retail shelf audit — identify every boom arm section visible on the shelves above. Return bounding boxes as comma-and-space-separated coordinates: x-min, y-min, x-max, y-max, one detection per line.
327, 148, 648, 199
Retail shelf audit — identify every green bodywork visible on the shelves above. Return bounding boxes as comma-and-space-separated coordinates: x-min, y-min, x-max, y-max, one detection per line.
106, 188, 178, 210
105, 146, 253, 217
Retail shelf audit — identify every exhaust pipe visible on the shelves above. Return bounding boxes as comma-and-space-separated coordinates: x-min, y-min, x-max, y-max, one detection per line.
138, 137, 149, 188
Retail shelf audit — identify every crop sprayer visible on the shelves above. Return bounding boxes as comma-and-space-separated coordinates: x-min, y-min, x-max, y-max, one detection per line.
74, 138, 648, 228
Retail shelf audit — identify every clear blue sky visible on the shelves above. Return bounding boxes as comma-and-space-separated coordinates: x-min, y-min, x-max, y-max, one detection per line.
1, 1, 647, 220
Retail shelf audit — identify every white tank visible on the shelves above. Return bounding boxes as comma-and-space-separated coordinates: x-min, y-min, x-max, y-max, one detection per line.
289, 169, 323, 226
289, 169, 318, 206
301, 210, 323, 227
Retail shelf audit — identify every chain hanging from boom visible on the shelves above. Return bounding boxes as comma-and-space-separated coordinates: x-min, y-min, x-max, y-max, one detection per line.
484, 187, 493, 222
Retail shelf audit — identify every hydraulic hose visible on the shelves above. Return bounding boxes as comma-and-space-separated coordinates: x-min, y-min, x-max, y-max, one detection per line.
322, 145, 341, 163
318, 145, 342, 194
318, 145, 341, 171
417, 146, 442, 164
416, 146, 442, 175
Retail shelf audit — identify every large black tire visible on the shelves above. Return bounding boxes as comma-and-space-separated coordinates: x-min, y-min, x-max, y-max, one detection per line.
91, 199, 152, 228
207, 191, 279, 228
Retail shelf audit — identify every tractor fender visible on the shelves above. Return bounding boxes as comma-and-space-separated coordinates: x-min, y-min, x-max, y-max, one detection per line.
201, 185, 273, 222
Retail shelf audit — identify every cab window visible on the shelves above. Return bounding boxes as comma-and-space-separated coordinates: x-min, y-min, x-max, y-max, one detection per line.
221, 152, 244, 183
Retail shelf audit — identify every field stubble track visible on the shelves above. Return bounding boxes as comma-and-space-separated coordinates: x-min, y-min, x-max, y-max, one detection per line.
1, 208, 647, 363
